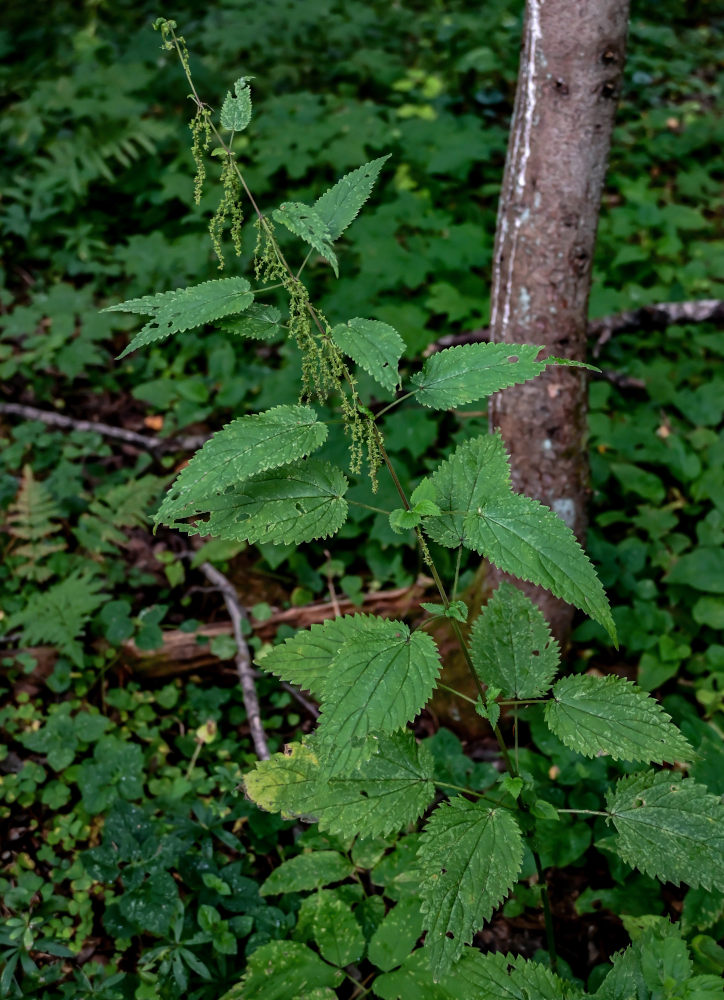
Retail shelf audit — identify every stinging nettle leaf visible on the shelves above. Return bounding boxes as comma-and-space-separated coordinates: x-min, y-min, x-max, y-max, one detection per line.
219, 303, 282, 341
220, 76, 252, 132
316, 621, 442, 775
545, 673, 694, 764
331, 317, 404, 393
314, 155, 391, 240
419, 798, 524, 978
424, 434, 616, 642
458, 951, 585, 999
155, 405, 326, 527
175, 459, 349, 547
411, 342, 547, 409
273, 201, 338, 276
222, 940, 343, 1000
258, 614, 380, 699
244, 732, 436, 840
470, 582, 560, 699
260, 850, 353, 895
107, 277, 254, 358
606, 770, 724, 891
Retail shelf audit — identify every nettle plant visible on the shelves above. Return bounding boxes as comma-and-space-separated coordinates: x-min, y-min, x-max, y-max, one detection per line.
109, 21, 724, 998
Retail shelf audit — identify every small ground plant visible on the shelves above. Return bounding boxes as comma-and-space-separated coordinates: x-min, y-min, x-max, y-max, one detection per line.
106, 21, 724, 998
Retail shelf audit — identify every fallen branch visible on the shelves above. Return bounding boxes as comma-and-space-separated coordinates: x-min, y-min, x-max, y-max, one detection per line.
425, 298, 724, 357
0, 401, 208, 453
198, 561, 270, 760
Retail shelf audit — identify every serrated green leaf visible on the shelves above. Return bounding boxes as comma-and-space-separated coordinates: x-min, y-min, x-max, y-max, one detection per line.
418, 798, 523, 977
545, 674, 693, 764
457, 951, 585, 999
411, 343, 549, 409
314, 155, 391, 240
260, 850, 353, 895
220, 77, 252, 132
425, 435, 616, 641
273, 202, 338, 276
219, 303, 282, 341
155, 405, 326, 527
317, 621, 442, 775
244, 732, 435, 839
606, 771, 724, 890
107, 277, 254, 358
470, 582, 560, 698
297, 889, 366, 966
176, 459, 349, 546
331, 317, 404, 393
258, 614, 380, 699
389, 508, 421, 533
221, 941, 343, 1000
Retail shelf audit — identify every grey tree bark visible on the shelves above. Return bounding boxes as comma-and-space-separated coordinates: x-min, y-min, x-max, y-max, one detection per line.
478, 0, 631, 644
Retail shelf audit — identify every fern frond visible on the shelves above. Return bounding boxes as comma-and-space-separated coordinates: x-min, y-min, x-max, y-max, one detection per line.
6, 465, 64, 581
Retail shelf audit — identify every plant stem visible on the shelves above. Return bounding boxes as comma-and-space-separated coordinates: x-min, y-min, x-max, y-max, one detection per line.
533, 851, 558, 974
437, 681, 477, 705
434, 780, 486, 799
347, 499, 392, 516
374, 391, 415, 420
556, 808, 608, 817
452, 545, 463, 601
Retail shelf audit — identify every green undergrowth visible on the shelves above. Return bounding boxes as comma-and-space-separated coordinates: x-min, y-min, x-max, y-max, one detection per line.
1, 0, 724, 997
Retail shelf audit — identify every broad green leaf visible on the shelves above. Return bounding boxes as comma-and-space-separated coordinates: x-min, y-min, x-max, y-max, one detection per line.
219, 303, 282, 341
176, 459, 349, 546
314, 155, 391, 239
418, 798, 523, 977
606, 771, 724, 890
368, 897, 425, 972
273, 202, 338, 276
458, 951, 585, 999
470, 582, 560, 698
331, 317, 404, 393
411, 343, 548, 409
221, 941, 343, 1000
373, 948, 472, 1000
545, 674, 693, 764
260, 850, 353, 895
664, 547, 724, 593
425, 435, 616, 642
108, 277, 254, 358
244, 732, 435, 839
317, 621, 442, 774
258, 614, 379, 699
297, 889, 366, 966
220, 76, 252, 132
155, 405, 326, 526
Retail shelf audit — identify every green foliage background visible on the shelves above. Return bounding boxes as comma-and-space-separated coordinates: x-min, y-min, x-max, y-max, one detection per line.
1, 0, 723, 996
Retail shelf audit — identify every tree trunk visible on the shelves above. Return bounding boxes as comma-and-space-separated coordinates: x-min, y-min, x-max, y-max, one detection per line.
478, 0, 630, 644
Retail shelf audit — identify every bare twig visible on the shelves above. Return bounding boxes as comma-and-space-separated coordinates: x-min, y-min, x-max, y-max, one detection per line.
198, 561, 270, 760
0, 401, 208, 453
279, 681, 320, 720
323, 549, 342, 617
424, 298, 724, 356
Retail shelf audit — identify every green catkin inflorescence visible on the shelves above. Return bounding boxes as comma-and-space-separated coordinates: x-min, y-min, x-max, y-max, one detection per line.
209, 157, 244, 268
189, 108, 213, 205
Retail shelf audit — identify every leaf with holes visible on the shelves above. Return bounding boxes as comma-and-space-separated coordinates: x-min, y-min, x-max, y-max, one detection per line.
314, 155, 391, 240
108, 277, 254, 358
470, 583, 560, 698
545, 674, 693, 764
273, 202, 338, 276
606, 771, 724, 890
331, 318, 404, 393
244, 732, 435, 839
177, 459, 349, 546
220, 77, 252, 132
424, 435, 616, 642
316, 621, 442, 775
219, 303, 282, 341
411, 343, 549, 409
155, 405, 326, 527
418, 798, 523, 977
221, 941, 343, 1000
